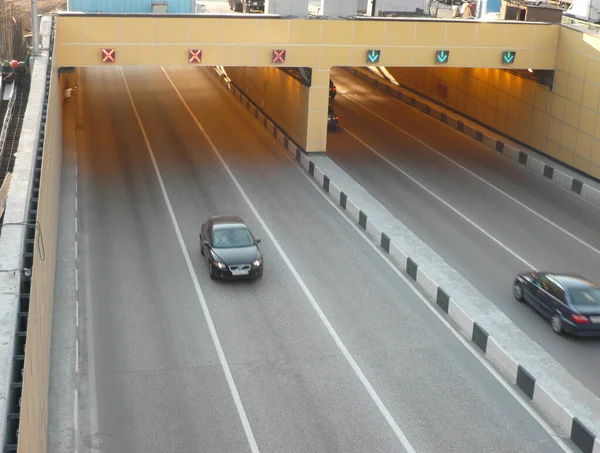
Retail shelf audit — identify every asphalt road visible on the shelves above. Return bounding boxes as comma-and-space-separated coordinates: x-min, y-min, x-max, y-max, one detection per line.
329, 67, 600, 398
74, 65, 571, 453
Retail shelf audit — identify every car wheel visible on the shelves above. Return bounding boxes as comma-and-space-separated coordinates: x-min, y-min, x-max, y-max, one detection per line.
209, 263, 216, 280
551, 315, 563, 335
513, 281, 524, 301
200, 243, 204, 256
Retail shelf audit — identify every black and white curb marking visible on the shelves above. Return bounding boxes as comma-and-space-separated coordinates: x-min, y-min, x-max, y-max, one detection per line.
343, 67, 600, 210
211, 66, 600, 453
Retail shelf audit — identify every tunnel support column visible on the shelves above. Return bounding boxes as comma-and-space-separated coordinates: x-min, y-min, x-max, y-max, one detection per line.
264, 0, 309, 16
305, 68, 330, 153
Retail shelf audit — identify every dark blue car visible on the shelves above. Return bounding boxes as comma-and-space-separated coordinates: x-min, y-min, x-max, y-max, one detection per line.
513, 272, 600, 336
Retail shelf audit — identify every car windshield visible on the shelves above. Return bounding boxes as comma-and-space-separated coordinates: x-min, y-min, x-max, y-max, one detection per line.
212, 226, 254, 248
569, 287, 600, 311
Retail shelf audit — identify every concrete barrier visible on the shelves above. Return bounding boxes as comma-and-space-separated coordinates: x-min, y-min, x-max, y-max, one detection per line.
0, 16, 60, 453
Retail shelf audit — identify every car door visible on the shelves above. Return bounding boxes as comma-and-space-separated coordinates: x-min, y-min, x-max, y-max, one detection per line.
545, 280, 568, 320
521, 273, 542, 306
533, 275, 557, 319
203, 220, 213, 264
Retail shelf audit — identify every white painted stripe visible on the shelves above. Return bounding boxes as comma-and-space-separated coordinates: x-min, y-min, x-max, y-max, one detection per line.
74, 389, 79, 453
344, 95, 600, 258
365, 217, 382, 244
342, 127, 538, 270
415, 268, 438, 301
389, 243, 408, 272
485, 336, 519, 384
532, 381, 575, 438
75, 339, 79, 373
345, 197, 361, 224
75, 216, 78, 235
162, 67, 418, 453
121, 67, 260, 453
76, 300, 79, 328
74, 238, 78, 261
593, 437, 600, 453
282, 154, 576, 453
75, 267, 79, 292
447, 299, 475, 340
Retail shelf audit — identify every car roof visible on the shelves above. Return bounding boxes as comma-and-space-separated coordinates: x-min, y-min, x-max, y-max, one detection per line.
210, 215, 247, 229
544, 273, 598, 289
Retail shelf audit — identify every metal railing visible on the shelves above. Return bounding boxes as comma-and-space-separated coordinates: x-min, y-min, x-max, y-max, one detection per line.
0, 82, 17, 159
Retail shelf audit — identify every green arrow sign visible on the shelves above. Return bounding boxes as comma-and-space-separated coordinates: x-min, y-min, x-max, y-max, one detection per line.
436, 50, 449, 64
367, 50, 381, 64
502, 50, 516, 64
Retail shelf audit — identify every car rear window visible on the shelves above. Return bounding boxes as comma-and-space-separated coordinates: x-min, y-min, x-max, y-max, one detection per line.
569, 287, 600, 311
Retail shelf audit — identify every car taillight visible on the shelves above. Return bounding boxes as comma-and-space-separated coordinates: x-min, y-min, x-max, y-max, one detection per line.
334, 116, 339, 120
571, 314, 589, 324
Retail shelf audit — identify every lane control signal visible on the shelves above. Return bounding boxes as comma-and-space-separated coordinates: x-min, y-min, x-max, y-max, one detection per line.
502, 51, 516, 64
436, 50, 449, 64
189, 49, 202, 64
272, 50, 286, 64
102, 48, 116, 63
367, 50, 381, 64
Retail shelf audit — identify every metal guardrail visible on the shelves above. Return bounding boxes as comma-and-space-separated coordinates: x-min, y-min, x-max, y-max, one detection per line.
562, 15, 600, 32
0, 82, 18, 163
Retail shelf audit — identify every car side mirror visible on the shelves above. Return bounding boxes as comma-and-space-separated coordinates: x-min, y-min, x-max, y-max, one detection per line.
255, 239, 261, 244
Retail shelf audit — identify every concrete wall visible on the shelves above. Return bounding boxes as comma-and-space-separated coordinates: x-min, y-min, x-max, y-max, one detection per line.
17, 47, 63, 453
549, 25, 600, 179
54, 16, 559, 70
385, 66, 552, 159
224, 67, 310, 149
383, 24, 600, 180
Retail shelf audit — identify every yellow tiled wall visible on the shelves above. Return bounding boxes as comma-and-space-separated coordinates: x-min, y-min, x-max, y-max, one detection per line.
550, 26, 600, 179
386, 66, 552, 157
384, 25, 600, 179
224, 67, 310, 149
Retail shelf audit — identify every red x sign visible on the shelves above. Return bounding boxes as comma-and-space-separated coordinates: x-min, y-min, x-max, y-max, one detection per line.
272, 49, 286, 64
102, 48, 115, 63
188, 49, 202, 64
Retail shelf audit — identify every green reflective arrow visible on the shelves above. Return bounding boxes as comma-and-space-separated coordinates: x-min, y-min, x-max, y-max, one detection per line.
437, 51, 448, 63
503, 51, 514, 63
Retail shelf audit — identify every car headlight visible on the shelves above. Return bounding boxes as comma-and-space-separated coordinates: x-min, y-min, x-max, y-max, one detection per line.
253, 259, 262, 267
213, 260, 226, 269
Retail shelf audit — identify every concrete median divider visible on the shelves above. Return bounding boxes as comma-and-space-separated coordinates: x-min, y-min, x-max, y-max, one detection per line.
210, 65, 600, 453
0, 16, 61, 453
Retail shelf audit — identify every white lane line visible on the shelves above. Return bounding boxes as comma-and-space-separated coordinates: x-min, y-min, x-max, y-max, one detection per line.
119, 67, 260, 453
75, 339, 79, 373
76, 300, 79, 328
279, 145, 576, 453
74, 389, 79, 453
75, 267, 79, 292
161, 66, 418, 453
343, 94, 600, 258
342, 126, 538, 271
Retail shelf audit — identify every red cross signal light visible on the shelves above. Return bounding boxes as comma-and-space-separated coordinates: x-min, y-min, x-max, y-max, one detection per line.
272, 49, 286, 64
188, 49, 202, 64
102, 48, 116, 63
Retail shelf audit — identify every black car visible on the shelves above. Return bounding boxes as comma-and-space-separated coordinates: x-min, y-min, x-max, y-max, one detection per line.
200, 215, 263, 280
513, 272, 600, 336
327, 105, 339, 131
329, 79, 337, 99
